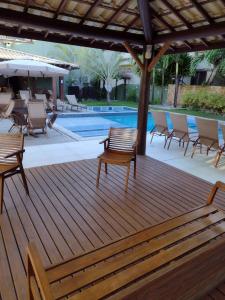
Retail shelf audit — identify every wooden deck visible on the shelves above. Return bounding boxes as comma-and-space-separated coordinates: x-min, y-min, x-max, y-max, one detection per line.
1, 156, 225, 300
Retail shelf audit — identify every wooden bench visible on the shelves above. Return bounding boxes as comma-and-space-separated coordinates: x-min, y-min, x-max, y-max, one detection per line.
27, 181, 225, 300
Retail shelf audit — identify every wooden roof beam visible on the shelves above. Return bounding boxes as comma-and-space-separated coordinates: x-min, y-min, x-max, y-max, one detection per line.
148, 42, 170, 72
80, 0, 102, 25
154, 21, 225, 44
102, 0, 131, 29
24, 0, 32, 13
137, 0, 153, 43
123, 41, 144, 71
54, 0, 68, 19
0, 7, 145, 45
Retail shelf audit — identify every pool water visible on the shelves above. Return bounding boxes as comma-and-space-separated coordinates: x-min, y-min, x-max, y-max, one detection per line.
56, 112, 197, 138
88, 106, 137, 112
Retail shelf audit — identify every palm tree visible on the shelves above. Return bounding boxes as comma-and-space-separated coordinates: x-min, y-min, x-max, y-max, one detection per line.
50, 46, 123, 102
204, 49, 225, 85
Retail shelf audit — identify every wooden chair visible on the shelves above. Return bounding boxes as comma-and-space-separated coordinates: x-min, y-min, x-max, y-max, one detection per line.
0, 133, 29, 214
214, 124, 225, 167
27, 181, 225, 300
27, 101, 47, 134
191, 117, 220, 165
150, 110, 170, 147
96, 127, 137, 192
167, 113, 198, 156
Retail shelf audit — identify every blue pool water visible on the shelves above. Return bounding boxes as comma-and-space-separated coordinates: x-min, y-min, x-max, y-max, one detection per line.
88, 106, 137, 112
56, 111, 197, 138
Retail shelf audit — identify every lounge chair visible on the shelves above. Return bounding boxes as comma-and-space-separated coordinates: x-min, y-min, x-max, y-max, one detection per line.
56, 98, 65, 111
0, 99, 15, 119
35, 93, 54, 111
191, 117, 219, 163
0, 92, 12, 111
27, 101, 47, 134
214, 124, 225, 167
66, 94, 87, 111
19, 90, 30, 104
0, 133, 29, 214
97, 127, 137, 192
167, 113, 197, 156
27, 181, 225, 300
150, 110, 170, 147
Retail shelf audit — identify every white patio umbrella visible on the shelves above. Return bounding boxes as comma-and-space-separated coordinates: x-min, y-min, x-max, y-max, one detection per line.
0, 59, 69, 77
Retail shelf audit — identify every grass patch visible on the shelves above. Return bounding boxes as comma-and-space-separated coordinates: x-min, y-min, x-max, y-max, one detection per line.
85, 100, 138, 108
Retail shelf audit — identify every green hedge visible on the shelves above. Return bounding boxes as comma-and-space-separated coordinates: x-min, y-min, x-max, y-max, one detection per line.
181, 90, 225, 114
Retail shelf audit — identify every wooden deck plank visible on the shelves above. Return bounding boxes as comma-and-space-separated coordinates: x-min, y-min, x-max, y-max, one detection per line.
0, 156, 225, 300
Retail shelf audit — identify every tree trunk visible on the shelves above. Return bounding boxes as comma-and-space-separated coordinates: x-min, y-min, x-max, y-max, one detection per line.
107, 91, 111, 103
173, 61, 179, 108
160, 68, 165, 104
151, 67, 155, 104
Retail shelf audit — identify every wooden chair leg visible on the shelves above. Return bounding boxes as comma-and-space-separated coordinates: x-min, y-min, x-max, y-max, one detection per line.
215, 151, 222, 168
191, 143, 198, 158
20, 168, 29, 196
96, 159, 102, 187
104, 163, 108, 174
133, 158, 136, 179
0, 175, 4, 214
125, 163, 130, 192
167, 137, 173, 150
184, 140, 190, 156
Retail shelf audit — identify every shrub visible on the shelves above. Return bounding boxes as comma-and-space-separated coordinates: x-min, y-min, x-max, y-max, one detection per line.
181, 90, 225, 113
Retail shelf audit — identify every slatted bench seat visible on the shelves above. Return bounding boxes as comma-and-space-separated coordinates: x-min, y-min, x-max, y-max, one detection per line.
27, 181, 225, 300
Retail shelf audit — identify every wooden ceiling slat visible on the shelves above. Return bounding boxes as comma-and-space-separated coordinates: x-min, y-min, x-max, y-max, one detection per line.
54, 0, 68, 19
80, 0, 102, 25
102, 0, 131, 29
190, 0, 213, 24
163, 0, 191, 29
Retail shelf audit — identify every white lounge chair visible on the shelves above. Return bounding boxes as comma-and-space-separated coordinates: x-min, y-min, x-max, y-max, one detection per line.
66, 94, 87, 111
56, 98, 65, 111
35, 93, 54, 111
27, 101, 47, 134
19, 90, 30, 104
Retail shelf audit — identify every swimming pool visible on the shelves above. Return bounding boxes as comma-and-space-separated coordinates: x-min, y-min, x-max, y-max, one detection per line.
56, 110, 197, 138
87, 106, 137, 112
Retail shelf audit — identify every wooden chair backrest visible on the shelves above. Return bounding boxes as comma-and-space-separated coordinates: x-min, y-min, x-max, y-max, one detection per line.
221, 124, 225, 142
196, 117, 218, 140
0, 133, 24, 164
28, 101, 47, 119
1, 100, 15, 117
0, 92, 12, 110
170, 113, 188, 133
151, 110, 168, 130
107, 127, 137, 154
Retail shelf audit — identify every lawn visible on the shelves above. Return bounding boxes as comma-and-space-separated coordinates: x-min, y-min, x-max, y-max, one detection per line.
85, 100, 138, 108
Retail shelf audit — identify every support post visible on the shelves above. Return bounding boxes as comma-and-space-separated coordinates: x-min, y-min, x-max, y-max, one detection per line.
59, 76, 64, 100
137, 56, 151, 155
52, 77, 57, 106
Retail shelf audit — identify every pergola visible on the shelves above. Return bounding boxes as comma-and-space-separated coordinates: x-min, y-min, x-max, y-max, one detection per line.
1, 0, 225, 154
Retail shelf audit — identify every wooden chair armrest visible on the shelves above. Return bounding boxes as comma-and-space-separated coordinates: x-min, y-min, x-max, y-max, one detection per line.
99, 137, 109, 144
27, 242, 53, 300
4, 149, 25, 159
207, 181, 225, 205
